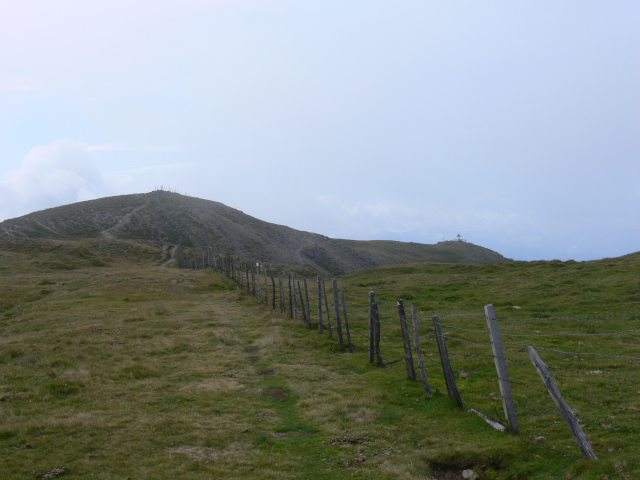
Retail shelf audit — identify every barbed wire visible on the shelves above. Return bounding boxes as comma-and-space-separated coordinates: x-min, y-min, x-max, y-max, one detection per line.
501, 341, 640, 361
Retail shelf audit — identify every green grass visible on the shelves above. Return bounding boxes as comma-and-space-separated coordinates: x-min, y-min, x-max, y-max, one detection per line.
1, 239, 639, 479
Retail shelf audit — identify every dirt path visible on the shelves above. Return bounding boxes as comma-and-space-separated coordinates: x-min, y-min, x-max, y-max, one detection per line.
159, 245, 178, 268
100, 200, 150, 239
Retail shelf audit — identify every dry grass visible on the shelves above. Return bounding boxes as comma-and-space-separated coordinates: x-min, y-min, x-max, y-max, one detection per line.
2, 239, 639, 479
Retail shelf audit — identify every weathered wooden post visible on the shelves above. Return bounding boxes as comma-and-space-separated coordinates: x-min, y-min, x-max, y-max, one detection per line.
271, 276, 276, 309
368, 291, 376, 363
527, 346, 597, 459
341, 292, 353, 353
317, 277, 323, 333
278, 273, 285, 314
264, 267, 268, 306
303, 278, 311, 323
332, 279, 344, 344
297, 282, 309, 326
256, 263, 261, 300
397, 299, 417, 380
245, 262, 250, 292
291, 273, 298, 321
322, 277, 333, 339
485, 304, 518, 434
411, 303, 432, 397
288, 274, 293, 318
432, 315, 463, 408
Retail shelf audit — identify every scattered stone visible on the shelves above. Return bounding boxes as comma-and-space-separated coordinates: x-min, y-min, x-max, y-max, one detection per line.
170, 279, 178, 285
222, 372, 237, 378
25, 442, 33, 449
462, 469, 479, 480
512, 306, 522, 310
32, 467, 66, 479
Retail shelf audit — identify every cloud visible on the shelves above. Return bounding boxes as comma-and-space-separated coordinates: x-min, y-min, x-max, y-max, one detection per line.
0, 139, 106, 221
87, 144, 183, 152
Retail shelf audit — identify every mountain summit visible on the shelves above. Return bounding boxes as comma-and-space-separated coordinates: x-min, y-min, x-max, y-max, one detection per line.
0, 191, 511, 274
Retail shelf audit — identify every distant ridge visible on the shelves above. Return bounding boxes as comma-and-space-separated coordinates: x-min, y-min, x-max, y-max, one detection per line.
0, 191, 512, 275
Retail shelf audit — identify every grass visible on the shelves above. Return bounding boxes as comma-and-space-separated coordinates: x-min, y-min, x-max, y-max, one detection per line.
1, 238, 639, 479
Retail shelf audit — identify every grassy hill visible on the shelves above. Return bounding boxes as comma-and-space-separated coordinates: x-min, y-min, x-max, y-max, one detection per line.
0, 238, 639, 479
0, 190, 511, 275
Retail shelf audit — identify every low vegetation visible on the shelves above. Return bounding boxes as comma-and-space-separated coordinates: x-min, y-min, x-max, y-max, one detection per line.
0, 238, 638, 479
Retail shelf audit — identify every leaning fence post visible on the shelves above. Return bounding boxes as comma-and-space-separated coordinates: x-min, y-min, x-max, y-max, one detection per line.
397, 299, 417, 380
432, 315, 463, 408
341, 292, 354, 353
411, 303, 432, 397
317, 277, 324, 333
527, 346, 597, 459
485, 304, 519, 434
332, 279, 344, 344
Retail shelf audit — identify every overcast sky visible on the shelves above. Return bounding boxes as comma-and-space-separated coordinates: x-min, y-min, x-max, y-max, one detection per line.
1, 1, 638, 261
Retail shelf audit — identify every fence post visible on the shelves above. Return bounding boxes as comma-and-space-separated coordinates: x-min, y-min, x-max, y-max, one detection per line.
332, 279, 344, 344
432, 315, 463, 408
397, 299, 417, 380
317, 277, 324, 333
527, 346, 597, 459
368, 291, 375, 363
304, 278, 311, 323
264, 267, 268, 306
485, 304, 519, 434
341, 292, 354, 353
322, 277, 333, 339
271, 276, 276, 309
411, 303, 432, 397
297, 281, 309, 325
245, 263, 250, 293
256, 263, 261, 300
278, 273, 285, 314
374, 301, 382, 365
288, 274, 293, 318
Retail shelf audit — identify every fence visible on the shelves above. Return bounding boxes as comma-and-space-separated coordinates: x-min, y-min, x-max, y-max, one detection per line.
180, 250, 640, 463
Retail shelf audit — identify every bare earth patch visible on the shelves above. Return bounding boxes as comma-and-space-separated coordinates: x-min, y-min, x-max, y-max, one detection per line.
264, 388, 287, 401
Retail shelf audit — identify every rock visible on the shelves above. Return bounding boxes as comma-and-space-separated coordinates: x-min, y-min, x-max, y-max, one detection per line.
462, 469, 479, 480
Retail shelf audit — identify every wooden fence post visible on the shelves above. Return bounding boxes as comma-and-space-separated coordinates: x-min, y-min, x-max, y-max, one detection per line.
304, 278, 311, 323
432, 315, 463, 408
397, 299, 417, 380
528, 346, 597, 459
373, 300, 382, 365
288, 274, 293, 318
256, 263, 261, 300
264, 267, 268, 306
245, 263, 250, 293
317, 277, 324, 333
291, 273, 298, 321
368, 291, 375, 363
485, 304, 518, 434
297, 282, 309, 326
341, 292, 354, 353
322, 277, 333, 339
332, 279, 344, 344
271, 276, 276, 309
411, 303, 432, 397
279, 273, 285, 314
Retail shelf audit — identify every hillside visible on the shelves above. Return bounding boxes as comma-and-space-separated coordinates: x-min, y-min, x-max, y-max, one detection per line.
0, 190, 511, 275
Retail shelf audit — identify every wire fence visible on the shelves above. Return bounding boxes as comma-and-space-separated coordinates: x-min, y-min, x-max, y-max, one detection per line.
182, 250, 640, 463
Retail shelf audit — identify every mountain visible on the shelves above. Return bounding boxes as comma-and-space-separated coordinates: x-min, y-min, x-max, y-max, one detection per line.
0, 191, 512, 275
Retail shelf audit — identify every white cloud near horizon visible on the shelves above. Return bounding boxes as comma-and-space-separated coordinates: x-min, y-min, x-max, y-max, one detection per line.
0, 140, 107, 221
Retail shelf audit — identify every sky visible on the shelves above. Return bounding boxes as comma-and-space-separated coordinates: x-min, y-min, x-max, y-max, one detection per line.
0, 0, 638, 261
